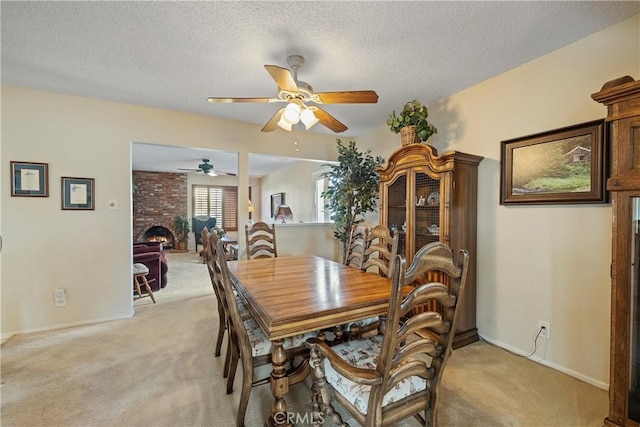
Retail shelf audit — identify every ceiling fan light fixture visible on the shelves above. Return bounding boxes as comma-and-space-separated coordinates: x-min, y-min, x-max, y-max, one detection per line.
277, 114, 293, 131
282, 102, 301, 125
206, 170, 218, 177
300, 108, 319, 129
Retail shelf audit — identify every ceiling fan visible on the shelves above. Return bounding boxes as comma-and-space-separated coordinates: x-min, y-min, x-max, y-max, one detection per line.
177, 159, 236, 176
207, 55, 378, 133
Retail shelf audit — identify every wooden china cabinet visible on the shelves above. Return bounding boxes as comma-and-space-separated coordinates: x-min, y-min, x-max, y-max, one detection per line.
592, 76, 640, 427
377, 143, 483, 348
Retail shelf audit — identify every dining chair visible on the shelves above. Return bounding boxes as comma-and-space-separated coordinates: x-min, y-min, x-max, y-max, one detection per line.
361, 224, 399, 278
201, 227, 211, 263
306, 242, 469, 427
344, 224, 368, 268
244, 221, 277, 260
206, 232, 254, 378
348, 224, 399, 339
203, 229, 228, 361
213, 239, 313, 427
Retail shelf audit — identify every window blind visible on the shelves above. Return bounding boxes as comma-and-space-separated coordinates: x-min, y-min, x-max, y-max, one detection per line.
192, 185, 238, 231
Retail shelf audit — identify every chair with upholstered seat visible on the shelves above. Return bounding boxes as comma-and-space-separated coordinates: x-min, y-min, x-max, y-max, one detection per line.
132, 263, 156, 304
306, 242, 469, 427
245, 221, 277, 260
213, 238, 314, 426
347, 224, 398, 339
193, 216, 216, 253
201, 227, 227, 361
344, 224, 368, 268
361, 224, 398, 278
206, 231, 254, 378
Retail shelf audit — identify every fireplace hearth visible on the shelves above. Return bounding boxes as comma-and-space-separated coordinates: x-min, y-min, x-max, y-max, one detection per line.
143, 226, 175, 249
132, 171, 188, 249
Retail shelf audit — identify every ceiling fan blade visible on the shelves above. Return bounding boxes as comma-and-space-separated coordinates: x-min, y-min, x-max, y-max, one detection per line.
261, 109, 284, 132
207, 97, 277, 103
177, 168, 201, 172
215, 171, 237, 177
314, 90, 379, 104
313, 107, 348, 133
264, 65, 299, 93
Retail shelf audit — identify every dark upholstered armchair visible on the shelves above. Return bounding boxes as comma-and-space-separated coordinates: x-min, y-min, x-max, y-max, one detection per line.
133, 242, 168, 291
192, 216, 216, 253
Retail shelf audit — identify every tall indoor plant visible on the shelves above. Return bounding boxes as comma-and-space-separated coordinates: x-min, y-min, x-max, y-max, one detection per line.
387, 99, 437, 144
322, 139, 384, 262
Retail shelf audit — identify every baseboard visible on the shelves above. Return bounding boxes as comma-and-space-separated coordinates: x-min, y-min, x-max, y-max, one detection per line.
479, 334, 609, 391
453, 328, 479, 349
0, 311, 134, 341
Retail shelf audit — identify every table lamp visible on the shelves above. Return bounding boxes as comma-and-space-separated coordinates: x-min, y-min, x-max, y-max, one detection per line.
248, 199, 255, 225
274, 204, 293, 223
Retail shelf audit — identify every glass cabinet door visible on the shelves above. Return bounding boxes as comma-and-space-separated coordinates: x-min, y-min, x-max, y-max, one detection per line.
630, 197, 640, 422
414, 171, 440, 256
385, 173, 407, 258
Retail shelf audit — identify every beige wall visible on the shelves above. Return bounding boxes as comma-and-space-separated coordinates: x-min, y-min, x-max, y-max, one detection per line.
259, 159, 328, 223
1, 89, 338, 337
2, 14, 638, 387
357, 15, 640, 387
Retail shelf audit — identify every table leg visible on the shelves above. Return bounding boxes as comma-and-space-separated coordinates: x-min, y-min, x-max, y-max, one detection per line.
267, 338, 291, 427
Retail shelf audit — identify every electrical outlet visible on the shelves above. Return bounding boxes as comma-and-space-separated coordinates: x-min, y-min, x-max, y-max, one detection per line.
54, 288, 66, 307
538, 321, 550, 340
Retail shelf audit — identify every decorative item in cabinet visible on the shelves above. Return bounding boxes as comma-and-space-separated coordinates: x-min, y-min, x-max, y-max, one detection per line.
377, 143, 483, 348
592, 75, 640, 427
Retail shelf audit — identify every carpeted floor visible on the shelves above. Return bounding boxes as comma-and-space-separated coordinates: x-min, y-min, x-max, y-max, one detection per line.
1, 251, 607, 426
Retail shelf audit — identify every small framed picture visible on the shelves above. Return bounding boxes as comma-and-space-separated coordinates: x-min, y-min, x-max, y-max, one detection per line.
10, 161, 49, 197
61, 177, 95, 210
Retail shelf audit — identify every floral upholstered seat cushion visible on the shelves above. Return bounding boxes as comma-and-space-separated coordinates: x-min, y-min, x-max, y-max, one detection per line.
236, 297, 251, 320
243, 318, 317, 357
322, 335, 427, 414
244, 318, 271, 357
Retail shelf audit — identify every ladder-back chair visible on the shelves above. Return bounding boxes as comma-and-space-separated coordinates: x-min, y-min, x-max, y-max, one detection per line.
306, 242, 469, 427
245, 221, 277, 260
344, 224, 368, 268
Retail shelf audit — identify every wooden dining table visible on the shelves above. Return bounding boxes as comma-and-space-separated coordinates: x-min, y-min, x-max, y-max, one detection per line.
226, 254, 395, 426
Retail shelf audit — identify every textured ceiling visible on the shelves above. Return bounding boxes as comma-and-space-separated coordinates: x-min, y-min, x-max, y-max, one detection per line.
2, 1, 638, 174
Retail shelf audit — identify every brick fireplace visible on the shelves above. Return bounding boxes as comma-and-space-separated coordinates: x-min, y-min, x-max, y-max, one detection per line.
133, 171, 187, 249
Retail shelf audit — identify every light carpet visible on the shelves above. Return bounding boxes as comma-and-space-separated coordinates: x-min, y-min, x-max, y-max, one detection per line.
1, 251, 607, 426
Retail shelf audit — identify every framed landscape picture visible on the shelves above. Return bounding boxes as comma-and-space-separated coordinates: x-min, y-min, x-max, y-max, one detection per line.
500, 119, 607, 205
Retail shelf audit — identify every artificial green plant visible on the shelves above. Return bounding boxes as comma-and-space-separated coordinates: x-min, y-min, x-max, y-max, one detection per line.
322, 139, 384, 261
387, 99, 438, 142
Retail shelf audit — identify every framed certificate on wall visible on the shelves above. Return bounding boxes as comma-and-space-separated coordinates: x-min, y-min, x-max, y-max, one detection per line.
11, 161, 49, 197
61, 177, 95, 210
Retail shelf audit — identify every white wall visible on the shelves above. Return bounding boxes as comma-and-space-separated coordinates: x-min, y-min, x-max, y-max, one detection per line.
276, 223, 339, 261
1, 89, 338, 337
357, 15, 640, 387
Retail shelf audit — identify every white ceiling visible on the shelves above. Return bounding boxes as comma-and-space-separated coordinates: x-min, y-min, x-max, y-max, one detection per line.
2, 1, 638, 175
131, 143, 302, 178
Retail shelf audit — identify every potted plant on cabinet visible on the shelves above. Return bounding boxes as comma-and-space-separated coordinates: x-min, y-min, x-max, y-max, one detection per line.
173, 214, 191, 251
322, 139, 384, 263
387, 100, 437, 145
